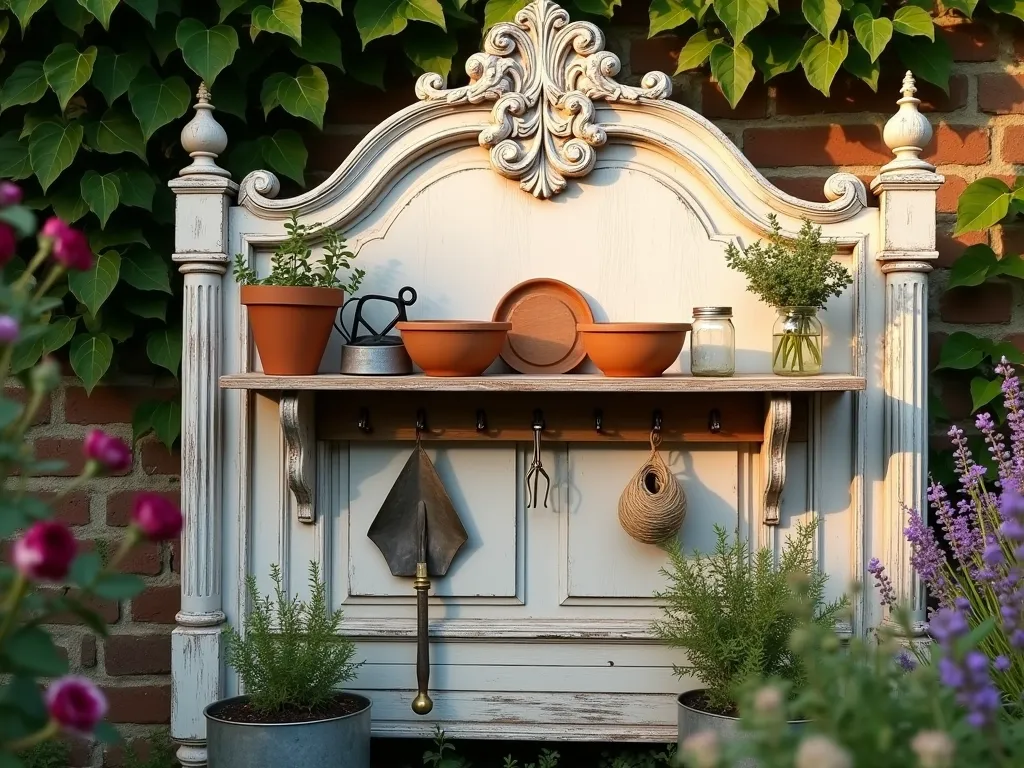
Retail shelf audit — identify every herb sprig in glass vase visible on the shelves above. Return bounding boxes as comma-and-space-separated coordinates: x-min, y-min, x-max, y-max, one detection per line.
725, 215, 852, 376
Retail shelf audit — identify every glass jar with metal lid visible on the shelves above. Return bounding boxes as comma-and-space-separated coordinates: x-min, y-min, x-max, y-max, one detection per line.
690, 307, 735, 377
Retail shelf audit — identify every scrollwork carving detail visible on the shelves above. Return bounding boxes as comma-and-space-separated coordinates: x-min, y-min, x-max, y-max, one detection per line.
415, 0, 670, 199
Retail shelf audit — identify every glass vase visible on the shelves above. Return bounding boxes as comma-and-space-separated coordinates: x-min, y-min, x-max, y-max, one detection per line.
772, 306, 823, 376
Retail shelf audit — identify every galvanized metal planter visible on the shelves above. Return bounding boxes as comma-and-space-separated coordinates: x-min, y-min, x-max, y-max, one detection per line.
677, 691, 806, 765
205, 694, 371, 768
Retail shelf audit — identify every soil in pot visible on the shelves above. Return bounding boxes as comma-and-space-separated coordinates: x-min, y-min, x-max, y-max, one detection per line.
210, 692, 366, 724
678, 689, 739, 719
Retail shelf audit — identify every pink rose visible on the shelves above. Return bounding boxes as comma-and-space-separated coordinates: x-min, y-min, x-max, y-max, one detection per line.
41, 217, 93, 271
132, 493, 183, 541
0, 181, 23, 206
45, 676, 107, 735
0, 222, 16, 266
0, 315, 19, 343
83, 429, 132, 473
12, 521, 78, 581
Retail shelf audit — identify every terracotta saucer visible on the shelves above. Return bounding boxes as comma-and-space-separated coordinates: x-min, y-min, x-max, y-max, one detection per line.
492, 278, 595, 374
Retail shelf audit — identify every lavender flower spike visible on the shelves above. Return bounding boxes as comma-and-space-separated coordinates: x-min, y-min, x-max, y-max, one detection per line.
867, 557, 896, 609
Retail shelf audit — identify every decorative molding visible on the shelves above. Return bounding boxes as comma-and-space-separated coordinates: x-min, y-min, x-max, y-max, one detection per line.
880, 259, 935, 273
281, 391, 316, 524
414, 0, 670, 199
879, 72, 935, 174
762, 394, 792, 526
179, 82, 230, 179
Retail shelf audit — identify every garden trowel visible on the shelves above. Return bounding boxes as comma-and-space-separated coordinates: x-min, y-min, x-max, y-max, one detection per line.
367, 442, 468, 715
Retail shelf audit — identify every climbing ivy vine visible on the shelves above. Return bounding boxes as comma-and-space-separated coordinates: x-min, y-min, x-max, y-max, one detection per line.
0, 0, 1018, 450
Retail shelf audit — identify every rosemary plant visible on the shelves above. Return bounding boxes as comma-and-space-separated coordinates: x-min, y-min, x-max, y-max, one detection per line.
232, 212, 365, 293
725, 215, 852, 375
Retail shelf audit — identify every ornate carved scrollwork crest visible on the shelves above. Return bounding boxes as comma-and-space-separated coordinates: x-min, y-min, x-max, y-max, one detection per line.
415, 0, 671, 199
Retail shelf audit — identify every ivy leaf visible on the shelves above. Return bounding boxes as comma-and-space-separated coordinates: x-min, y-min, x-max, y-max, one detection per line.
209, 70, 248, 122
971, 376, 1004, 413
50, 181, 90, 223
710, 42, 755, 110
86, 107, 148, 161
93, 47, 146, 106
802, 0, 841, 40
70, 332, 114, 393
90, 227, 148, 252
675, 29, 721, 73
150, 399, 182, 450
483, 0, 529, 30
10, 0, 49, 33
1, 61, 47, 112
892, 5, 934, 40
356, 0, 410, 46
123, 292, 168, 321
115, 168, 156, 210
260, 130, 308, 185
800, 31, 849, 97
955, 178, 1011, 235
896, 33, 951, 92
405, 0, 446, 29
0, 131, 32, 180
120, 249, 172, 293
77, 0, 121, 29
307, 0, 343, 8
29, 120, 83, 192
944, 0, 978, 16
218, 0, 249, 21
54, 0, 94, 34
947, 244, 999, 288
147, 328, 182, 377
176, 19, 240, 86
852, 9, 892, 62
128, 69, 191, 141
936, 332, 986, 371
124, 0, 160, 25
10, 316, 78, 373
260, 72, 288, 118
716, 0, 767, 45
251, 0, 303, 44
842, 40, 880, 91
404, 25, 459, 81
748, 33, 803, 81
43, 44, 98, 111
992, 254, 1024, 280
79, 171, 122, 228
988, 0, 1024, 22
648, 0, 695, 38
69, 250, 121, 316
276, 65, 329, 129
345, 49, 387, 89
146, 15, 180, 66
225, 140, 266, 179
289, 21, 345, 71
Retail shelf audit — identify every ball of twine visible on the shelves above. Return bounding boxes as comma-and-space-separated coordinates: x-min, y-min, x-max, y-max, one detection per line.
617, 432, 687, 544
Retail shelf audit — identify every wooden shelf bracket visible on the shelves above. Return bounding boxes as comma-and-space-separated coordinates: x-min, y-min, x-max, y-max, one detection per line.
762, 393, 792, 526
280, 391, 316, 524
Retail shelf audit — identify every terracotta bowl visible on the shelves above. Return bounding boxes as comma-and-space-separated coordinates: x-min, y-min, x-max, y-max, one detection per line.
577, 323, 691, 377
397, 321, 512, 377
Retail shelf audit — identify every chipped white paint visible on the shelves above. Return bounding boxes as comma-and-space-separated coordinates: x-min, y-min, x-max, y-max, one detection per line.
762, 394, 792, 526
172, 3, 937, 752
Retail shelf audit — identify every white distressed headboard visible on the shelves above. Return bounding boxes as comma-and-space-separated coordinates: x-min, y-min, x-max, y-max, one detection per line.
169, 1, 941, 761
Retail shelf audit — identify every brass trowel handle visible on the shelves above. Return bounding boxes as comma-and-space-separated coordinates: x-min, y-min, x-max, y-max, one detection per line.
411, 562, 433, 715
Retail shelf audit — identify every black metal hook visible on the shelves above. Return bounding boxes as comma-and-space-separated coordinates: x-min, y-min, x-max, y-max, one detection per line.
415, 409, 428, 436
358, 407, 373, 434
708, 409, 722, 434
533, 409, 545, 430
652, 409, 663, 434
476, 409, 488, 433
594, 409, 603, 434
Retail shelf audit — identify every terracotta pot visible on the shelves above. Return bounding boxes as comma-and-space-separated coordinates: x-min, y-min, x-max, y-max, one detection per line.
397, 321, 511, 376
241, 285, 344, 375
577, 322, 690, 377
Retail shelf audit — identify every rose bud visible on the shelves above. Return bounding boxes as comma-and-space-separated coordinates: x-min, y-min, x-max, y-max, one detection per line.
0, 315, 19, 343
12, 521, 78, 581
83, 429, 132, 473
132, 493, 183, 541
0, 222, 16, 266
0, 181, 23, 206
45, 676, 108, 735
41, 217, 93, 271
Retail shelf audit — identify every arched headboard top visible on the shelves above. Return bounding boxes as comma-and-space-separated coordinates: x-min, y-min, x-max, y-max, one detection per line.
235, 0, 869, 230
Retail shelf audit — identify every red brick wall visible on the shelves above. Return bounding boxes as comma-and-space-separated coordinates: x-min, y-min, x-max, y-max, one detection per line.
24, 6, 1021, 766
17, 379, 181, 766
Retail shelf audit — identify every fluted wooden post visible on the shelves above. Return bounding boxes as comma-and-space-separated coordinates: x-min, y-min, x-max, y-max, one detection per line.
169, 83, 237, 768
870, 73, 943, 636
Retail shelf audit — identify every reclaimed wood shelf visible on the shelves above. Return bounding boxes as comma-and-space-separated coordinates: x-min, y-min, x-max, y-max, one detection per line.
220, 372, 866, 393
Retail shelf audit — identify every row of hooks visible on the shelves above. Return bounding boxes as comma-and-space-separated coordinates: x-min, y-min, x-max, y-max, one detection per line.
354, 407, 723, 436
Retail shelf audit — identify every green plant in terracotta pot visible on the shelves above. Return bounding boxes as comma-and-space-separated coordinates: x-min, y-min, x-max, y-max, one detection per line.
725, 216, 852, 376
654, 519, 847, 748
234, 213, 365, 375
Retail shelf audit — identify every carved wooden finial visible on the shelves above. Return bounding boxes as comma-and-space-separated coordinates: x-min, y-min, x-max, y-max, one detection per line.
880, 70, 935, 173
179, 81, 230, 178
